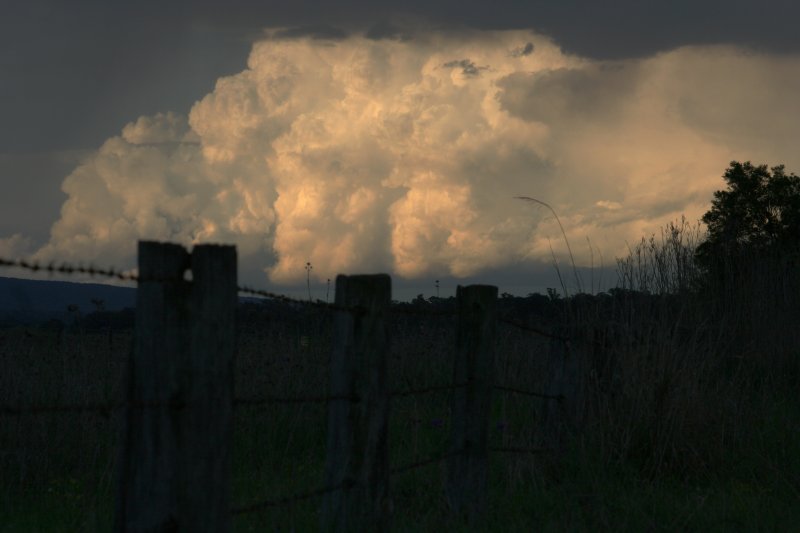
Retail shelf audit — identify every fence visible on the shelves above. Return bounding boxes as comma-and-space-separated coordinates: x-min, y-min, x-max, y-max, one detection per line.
0, 240, 589, 532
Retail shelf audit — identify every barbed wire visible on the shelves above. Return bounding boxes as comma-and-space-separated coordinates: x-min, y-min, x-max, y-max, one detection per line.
0, 256, 439, 319
389, 306, 456, 317
0, 256, 358, 315
488, 446, 552, 455
237, 285, 348, 313
390, 382, 467, 398
229, 444, 537, 516
238, 285, 458, 319
3, 254, 565, 518
389, 449, 465, 475
0, 401, 121, 417
498, 316, 571, 343
0, 256, 577, 331
1, 382, 558, 418
0, 256, 456, 320
0, 398, 202, 417
0, 257, 138, 281
234, 393, 359, 407
231, 448, 466, 515
493, 384, 564, 401
231, 477, 357, 515
238, 287, 458, 319
1, 392, 365, 417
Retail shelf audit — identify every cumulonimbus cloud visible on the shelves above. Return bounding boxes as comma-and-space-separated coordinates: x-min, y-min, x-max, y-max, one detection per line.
21, 31, 800, 286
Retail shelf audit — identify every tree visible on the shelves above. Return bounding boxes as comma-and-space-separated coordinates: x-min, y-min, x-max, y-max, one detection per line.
695, 161, 800, 283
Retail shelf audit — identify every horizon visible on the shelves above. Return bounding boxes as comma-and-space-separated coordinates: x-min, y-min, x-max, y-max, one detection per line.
0, 254, 622, 307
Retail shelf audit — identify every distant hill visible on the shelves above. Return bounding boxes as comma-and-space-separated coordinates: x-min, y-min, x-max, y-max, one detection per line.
0, 276, 293, 326
0, 276, 136, 325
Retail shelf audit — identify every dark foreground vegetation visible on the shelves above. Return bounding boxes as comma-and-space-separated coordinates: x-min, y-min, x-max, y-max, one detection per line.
1, 161, 799, 531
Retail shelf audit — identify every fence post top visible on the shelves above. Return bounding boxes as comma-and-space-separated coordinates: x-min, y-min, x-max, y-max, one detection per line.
137, 240, 236, 252
334, 274, 392, 308
138, 240, 189, 252
456, 285, 498, 296
335, 273, 391, 283
192, 243, 237, 251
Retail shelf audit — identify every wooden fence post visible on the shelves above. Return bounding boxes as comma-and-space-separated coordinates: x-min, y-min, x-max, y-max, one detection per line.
115, 241, 236, 533
321, 274, 392, 533
447, 284, 497, 523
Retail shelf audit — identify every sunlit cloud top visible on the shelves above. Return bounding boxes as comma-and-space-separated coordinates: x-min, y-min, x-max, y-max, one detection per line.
6, 30, 799, 287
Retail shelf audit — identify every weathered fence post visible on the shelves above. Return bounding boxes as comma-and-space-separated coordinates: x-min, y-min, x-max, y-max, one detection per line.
321, 274, 392, 533
115, 241, 236, 533
447, 284, 497, 523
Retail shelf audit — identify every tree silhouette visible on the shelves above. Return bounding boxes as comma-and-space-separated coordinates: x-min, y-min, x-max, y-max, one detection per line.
695, 161, 800, 284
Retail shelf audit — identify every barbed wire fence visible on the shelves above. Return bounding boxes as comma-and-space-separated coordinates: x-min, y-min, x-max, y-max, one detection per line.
0, 249, 574, 525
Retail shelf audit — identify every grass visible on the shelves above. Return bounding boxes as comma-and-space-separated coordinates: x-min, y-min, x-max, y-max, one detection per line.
1, 221, 799, 531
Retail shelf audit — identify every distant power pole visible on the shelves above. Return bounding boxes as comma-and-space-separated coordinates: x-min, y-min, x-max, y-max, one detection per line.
306, 262, 313, 301
435, 280, 440, 298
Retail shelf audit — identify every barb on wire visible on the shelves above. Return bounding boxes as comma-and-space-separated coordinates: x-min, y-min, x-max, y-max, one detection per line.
493, 384, 564, 401
234, 393, 359, 407
498, 316, 570, 343
0, 398, 195, 417
0, 257, 138, 281
390, 382, 467, 398
389, 449, 464, 476
238, 285, 373, 317
0, 255, 364, 315
489, 446, 552, 455
238, 285, 336, 310
231, 477, 357, 515
0, 401, 122, 418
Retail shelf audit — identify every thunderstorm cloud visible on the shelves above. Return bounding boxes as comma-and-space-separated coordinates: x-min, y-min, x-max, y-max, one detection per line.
19, 30, 800, 286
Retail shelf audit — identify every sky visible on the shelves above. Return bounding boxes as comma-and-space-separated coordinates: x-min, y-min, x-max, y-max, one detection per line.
1, 1, 799, 301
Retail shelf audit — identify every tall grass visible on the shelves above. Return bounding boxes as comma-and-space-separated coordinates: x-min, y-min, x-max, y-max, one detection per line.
555, 215, 800, 490
615, 216, 705, 296
1, 215, 799, 530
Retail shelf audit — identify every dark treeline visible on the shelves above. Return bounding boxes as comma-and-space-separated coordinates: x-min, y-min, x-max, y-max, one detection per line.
35, 286, 682, 336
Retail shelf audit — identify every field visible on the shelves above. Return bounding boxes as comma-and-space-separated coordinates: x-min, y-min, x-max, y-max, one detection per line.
2, 250, 800, 531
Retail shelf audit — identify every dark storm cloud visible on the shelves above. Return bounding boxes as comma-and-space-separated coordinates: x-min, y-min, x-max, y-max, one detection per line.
4, 0, 797, 153
270, 25, 349, 41
179, 0, 800, 58
0, 152, 76, 242
497, 63, 639, 123
1, 2, 251, 153
364, 20, 415, 41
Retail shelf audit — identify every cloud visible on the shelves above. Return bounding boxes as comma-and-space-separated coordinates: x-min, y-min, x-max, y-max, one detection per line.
442, 59, 488, 77
0, 234, 33, 259
19, 31, 800, 288
269, 25, 349, 41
